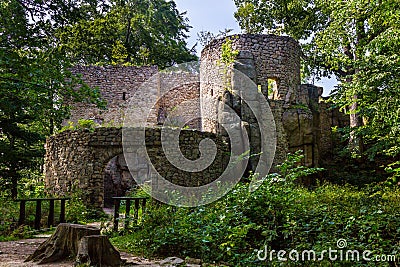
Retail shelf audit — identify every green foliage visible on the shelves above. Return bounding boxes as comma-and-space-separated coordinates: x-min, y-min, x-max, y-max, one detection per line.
233, 0, 400, 175
113, 181, 400, 266
197, 29, 234, 48
0, 196, 24, 240
0, 0, 105, 198
218, 37, 239, 93
384, 161, 400, 186
0, 192, 50, 240
269, 150, 324, 184
55, 0, 197, 68
233, 0, 326, 38
220, 38, 239, 67
111, 154, 399, 266
0, 179, 106, 240
65, 194, 93, 225
66, 188, 109, 224
59, 119, 99, 133
127, 185, 152, 199
17, 172, 46, 199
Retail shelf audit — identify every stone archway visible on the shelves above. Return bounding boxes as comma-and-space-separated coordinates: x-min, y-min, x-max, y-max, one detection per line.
44, 127, 124, 208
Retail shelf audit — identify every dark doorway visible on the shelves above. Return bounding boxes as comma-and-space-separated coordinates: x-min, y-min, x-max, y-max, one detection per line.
103, 154, 136, 207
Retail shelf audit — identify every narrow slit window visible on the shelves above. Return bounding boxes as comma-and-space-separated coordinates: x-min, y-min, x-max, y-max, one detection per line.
268, 78, 278, 99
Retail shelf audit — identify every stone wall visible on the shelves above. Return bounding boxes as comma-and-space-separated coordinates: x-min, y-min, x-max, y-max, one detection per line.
199, 34, 348, 169
200, 34, 301, 170
68, 65, 158, 126
44, 127, 229, 208
68, 65, 202, 130
201, 34, 301, 104
283, 85, 322, 167
319, 101, 350, 163
157, 71, 201, 130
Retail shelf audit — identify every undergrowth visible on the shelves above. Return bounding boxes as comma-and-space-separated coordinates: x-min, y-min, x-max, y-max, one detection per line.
0, 180, 108, 240
111, 153, 400, 266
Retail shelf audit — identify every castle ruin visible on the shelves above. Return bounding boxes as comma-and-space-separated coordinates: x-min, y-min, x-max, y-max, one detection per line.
45, 34, 348, 207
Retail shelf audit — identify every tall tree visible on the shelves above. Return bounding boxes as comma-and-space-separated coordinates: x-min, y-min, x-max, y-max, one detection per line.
55, 0, 197, 68
234, 0, 400, 161
0, 0, 104, 198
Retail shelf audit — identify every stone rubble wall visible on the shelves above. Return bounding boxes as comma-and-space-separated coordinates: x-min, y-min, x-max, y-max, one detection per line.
200, 34, 348, 169
201, 34, 301, 104
68, 65, 158, 126
319, 101, 350, 163
200, 34, 301, 171
157, 71, 201, 130
68, 66, 202, 129
283, 85, 322, 166
45, 127, 229, 208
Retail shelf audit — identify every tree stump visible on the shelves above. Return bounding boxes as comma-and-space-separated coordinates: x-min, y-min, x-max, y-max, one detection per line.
25, 223, 100, 264
76, 235, 122, 266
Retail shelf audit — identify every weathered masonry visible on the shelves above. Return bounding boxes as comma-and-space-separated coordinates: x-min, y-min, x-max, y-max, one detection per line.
200, 34, 348, 168
45, 34, 348, 207
45, 127, 229, 208
68, 65, 201, 129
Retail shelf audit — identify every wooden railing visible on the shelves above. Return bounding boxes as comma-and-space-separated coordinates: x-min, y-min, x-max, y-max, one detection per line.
16, 197, 71, 230
112, 197, 148, 232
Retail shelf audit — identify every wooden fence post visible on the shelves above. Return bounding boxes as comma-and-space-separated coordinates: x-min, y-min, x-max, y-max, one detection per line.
18, 200, 26, 226
113, 199, 121, 232
34, 200, 42, 230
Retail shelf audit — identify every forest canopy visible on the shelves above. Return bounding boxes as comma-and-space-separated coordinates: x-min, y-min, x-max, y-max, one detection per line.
0, 0, 196, 197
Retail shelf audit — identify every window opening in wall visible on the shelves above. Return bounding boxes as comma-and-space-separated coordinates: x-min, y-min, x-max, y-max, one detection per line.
268, 78, 278, 99
122, 92, 127, 100
157, 106, 167, 125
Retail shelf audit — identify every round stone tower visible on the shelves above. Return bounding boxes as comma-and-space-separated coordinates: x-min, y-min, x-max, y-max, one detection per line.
200, 34, 302, 169
201, 34, 301, 105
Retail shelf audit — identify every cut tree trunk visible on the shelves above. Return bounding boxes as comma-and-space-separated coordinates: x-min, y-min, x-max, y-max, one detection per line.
76, 235, 122, 266
25, 223, 100, 264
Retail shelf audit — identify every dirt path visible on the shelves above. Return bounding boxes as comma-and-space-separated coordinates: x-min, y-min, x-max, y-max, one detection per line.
0, 238, 158, 267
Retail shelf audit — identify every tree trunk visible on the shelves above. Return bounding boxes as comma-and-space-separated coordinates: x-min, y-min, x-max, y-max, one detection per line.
10, 171, 18, 200
349, 95, 364, 153
76, 235, 122, 267
349, 23, 365, 155
25, 223, 100, 264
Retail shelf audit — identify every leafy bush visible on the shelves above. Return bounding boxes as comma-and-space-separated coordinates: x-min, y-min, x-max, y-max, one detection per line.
59, 119, 99, 133
112, 154, 400, 266
66, 190, 109, 224
0, 196, 25, 241
0, 183, 107, 240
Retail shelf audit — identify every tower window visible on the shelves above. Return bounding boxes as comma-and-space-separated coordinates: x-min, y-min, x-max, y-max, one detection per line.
268, 78, 278, 99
